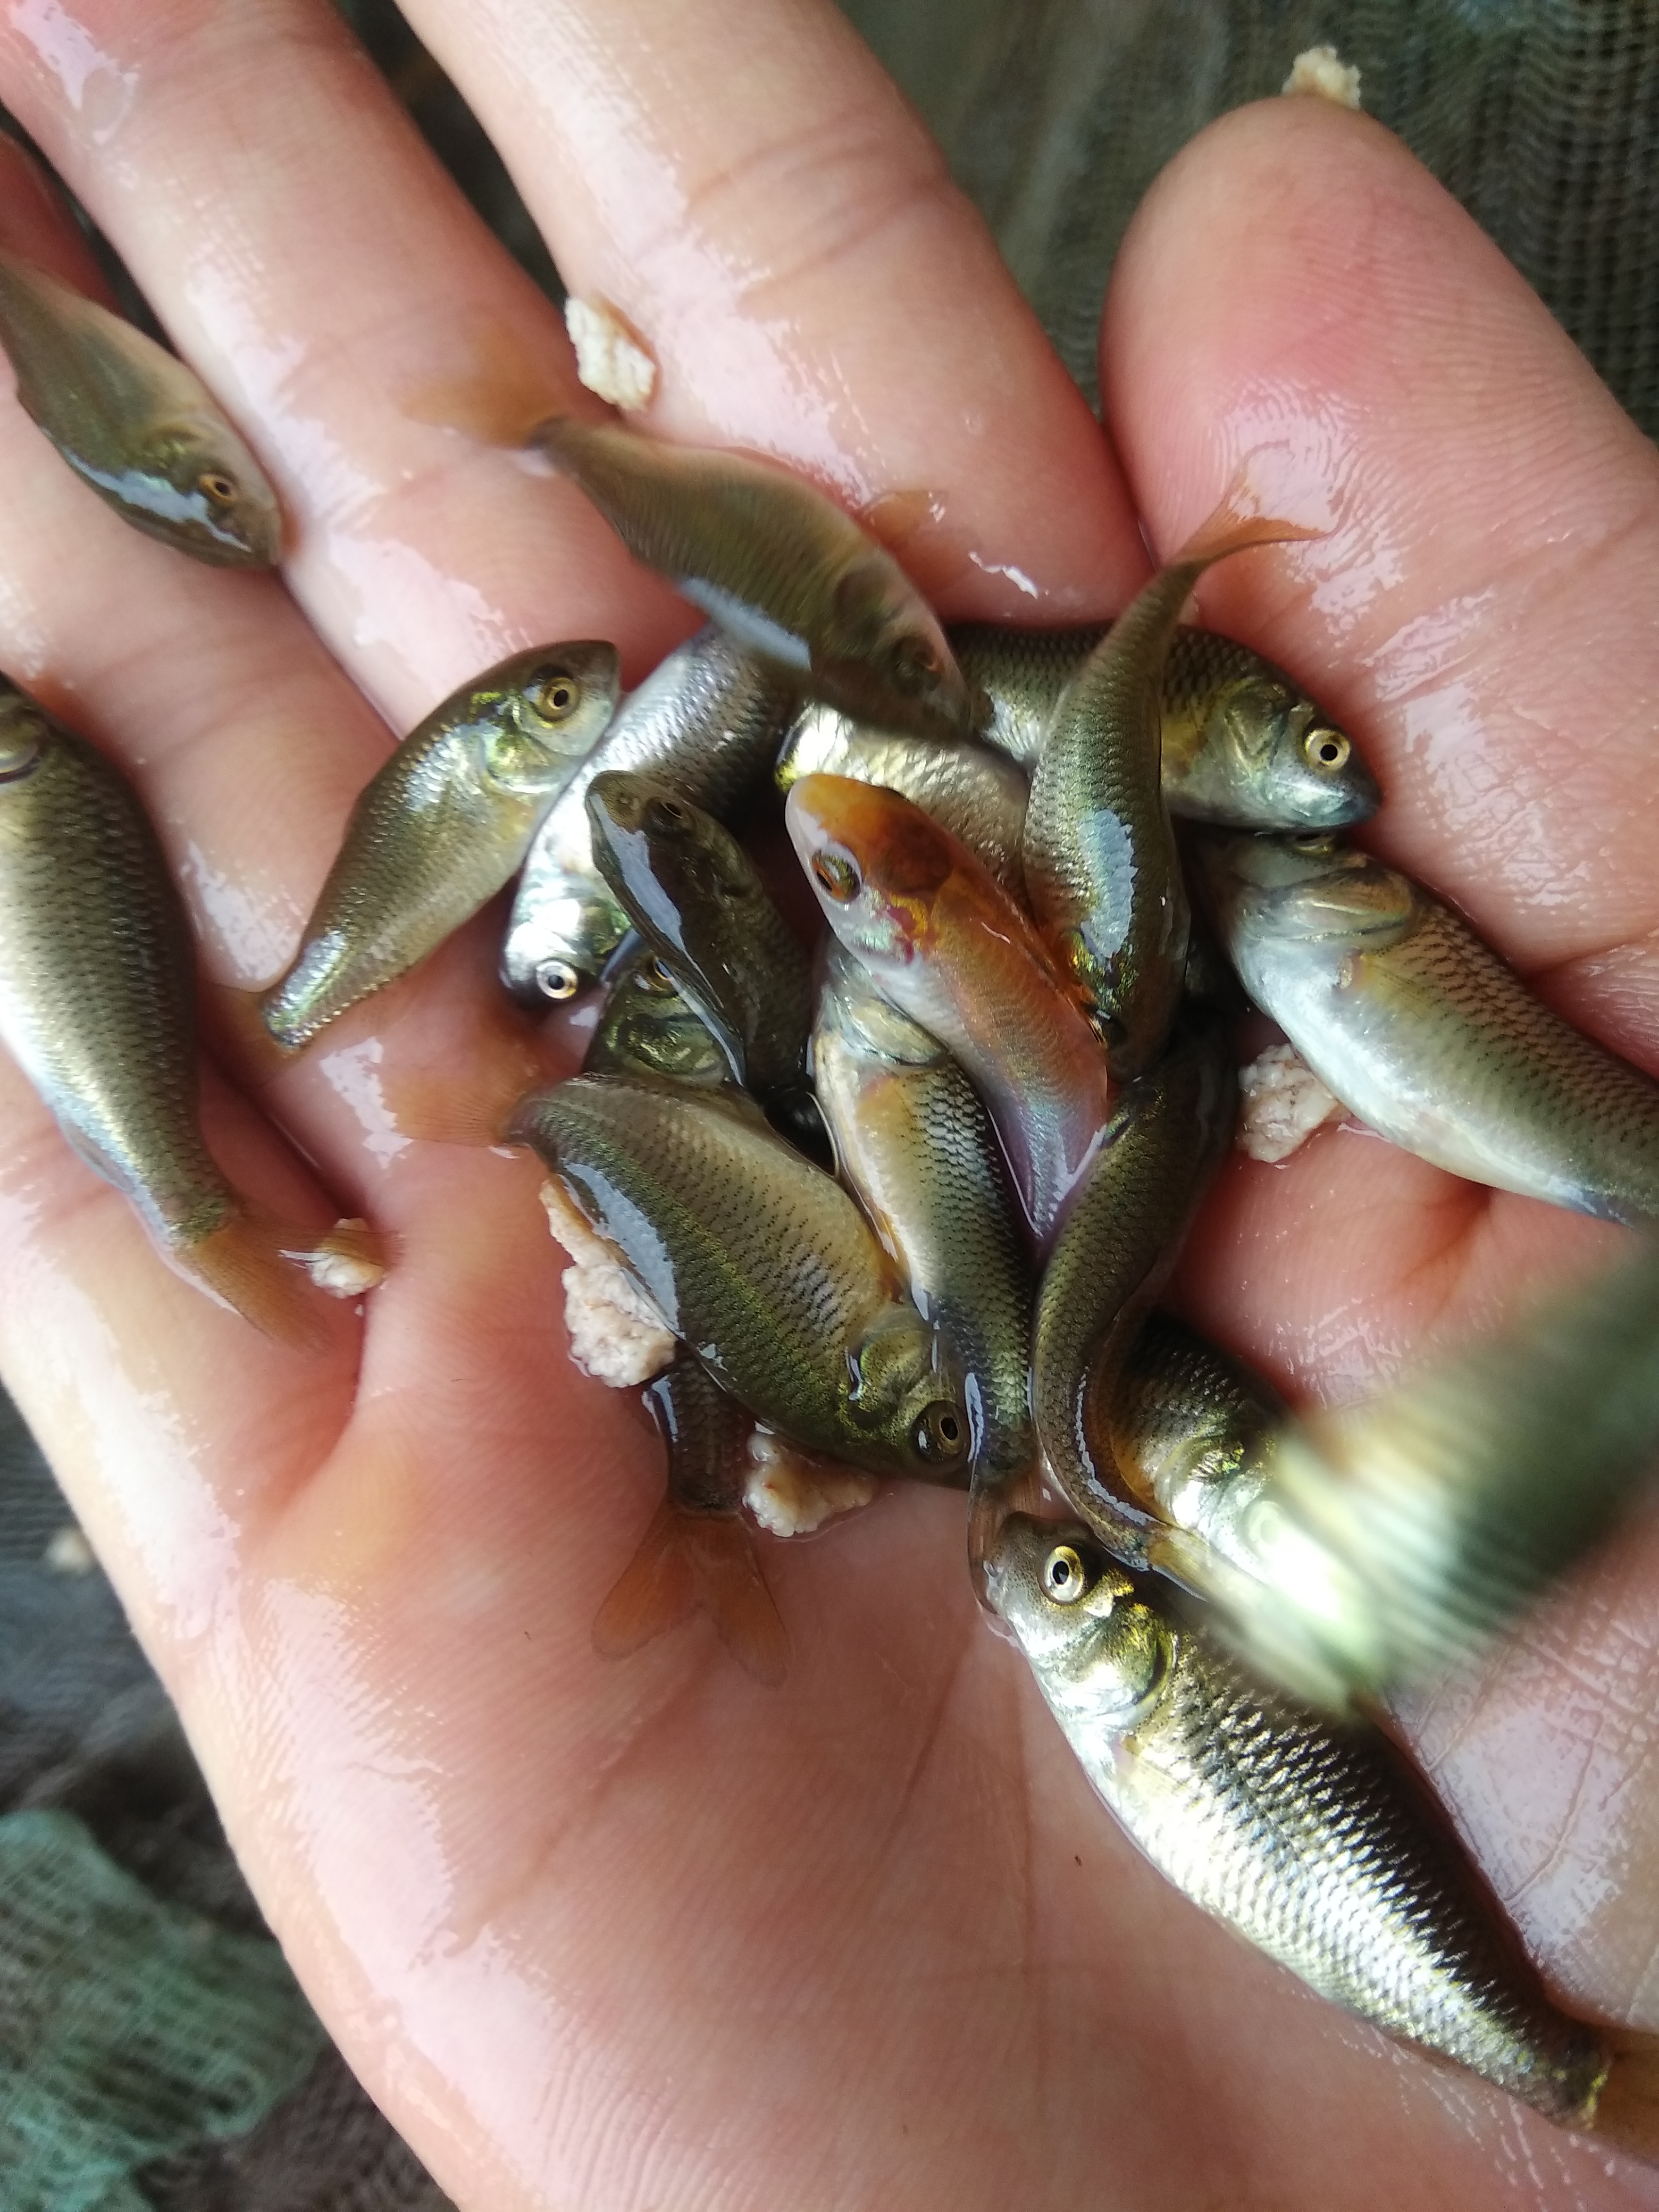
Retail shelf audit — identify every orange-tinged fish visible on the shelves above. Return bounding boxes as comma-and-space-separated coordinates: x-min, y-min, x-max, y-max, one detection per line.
786, 774, 1110, 1246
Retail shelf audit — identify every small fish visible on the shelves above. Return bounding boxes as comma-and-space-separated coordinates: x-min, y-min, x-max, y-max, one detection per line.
1197, 831, 1659, 1219
584, 943, 731, 1090
812, 943, 1034, 1487
787, 773, 1111, 1246
1144, 1237, 1659, 1713
501, 626, 793, 1004
0, 677, 372, 1340
591, 1354, 791, 1687
1023, 513, 1315, 1076
1030, 1014, 1236, 1568
533, 417, 970, 741
955, 619, 1378, 831
584, 772, 815, 1125
775, 700, 1029, 888
0, 252, 281, 567
261, 642, 618, 1052
987, 1513, 1659, 2160
511, 1075, 969, 1481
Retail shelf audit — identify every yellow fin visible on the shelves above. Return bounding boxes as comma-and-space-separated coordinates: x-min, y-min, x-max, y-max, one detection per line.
1174, 487, 1323, 569
592, 1498, 790, 1686
178, 1207, 347, 1350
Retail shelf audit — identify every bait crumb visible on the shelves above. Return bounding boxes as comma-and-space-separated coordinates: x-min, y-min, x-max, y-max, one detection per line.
304, 1218, 386, 1297
1237, 1043, 1344, 1162
744, 1430, 878, 1536
541, 1179, 676, 1385
1283, 46, 1362, 107
565, 298, 657, 413
44, 1524, 96, 1576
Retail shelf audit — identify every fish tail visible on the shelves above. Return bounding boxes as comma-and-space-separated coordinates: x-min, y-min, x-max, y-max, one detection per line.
592, 1498, 791, 1686
213, 983, 300, 1085
379, 1002, 552, 1147
1174, 484, 1323, 571
179, 1204, 381, 1348
1583, 2031, 1659, 2165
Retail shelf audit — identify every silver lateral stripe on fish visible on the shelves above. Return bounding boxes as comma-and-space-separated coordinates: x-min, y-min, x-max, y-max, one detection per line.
1197, 831, 1659, 1220
261, 642, 619, 1053
501, 626, 793, 1004
532, 416, 971, 742
0, 251, 281, 567
813, 941, 1034, 1483
986, 1515, 1658, 2148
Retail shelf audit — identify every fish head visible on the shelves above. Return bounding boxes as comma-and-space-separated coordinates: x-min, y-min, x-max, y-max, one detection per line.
1208, 678, 1381, 830
1196, 832, 1416, 953
470, 641, 621, 794
130, 413, 283, 567
814, 937, 942, 1070
786, 773, 954, 985
986, 1515, 1172, 1717
588, 947, 730, 1086
0, 683, 52, 792
586, 771, 754, 953
844, 1303, 970, 1482
499, 882, 628, 1004
817, 556, 970, 741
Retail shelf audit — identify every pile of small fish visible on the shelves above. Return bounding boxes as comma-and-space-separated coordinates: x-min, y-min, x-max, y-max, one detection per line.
6, 249, 1659, 2162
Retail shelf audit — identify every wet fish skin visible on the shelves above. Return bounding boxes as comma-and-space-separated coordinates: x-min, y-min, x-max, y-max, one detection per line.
1197, 831, 1659, 1219
0, 253, 280, 567
585, 770, 813, 1111
776, 700, 1029, 889
1024, 517, 1309, 1078
502, 626, 793, 1005
512, 1075, 969, 1481
786, 773, 1111, 1246
813, 943, 1034, 1485
1109, 1312, 1285, 1541
987, 1512, 1623, 2140
584, 942, 731, 1090
1031, 1013, 1237, 1569
534, 417, 970, 742
947, 621, 1105, 766
261, 642, 619, 1052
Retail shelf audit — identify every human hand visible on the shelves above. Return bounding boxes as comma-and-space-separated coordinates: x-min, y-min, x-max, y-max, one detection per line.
0, 4, 1655, 2207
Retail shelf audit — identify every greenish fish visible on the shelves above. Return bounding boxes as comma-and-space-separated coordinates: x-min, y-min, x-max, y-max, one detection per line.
0, 252, 280, 567
954, 618, 1378, 831
1024, 514, 1309, 1077
592, 1353, 791, 1687
262, 641, 618, 1052
987, 1513, 1659, 2159
775, 700, 1029, 889
534, 417, 970, 741
501, 626, 793, 1004
1197, 831, 1659, 1220
812, 942, 1034, 1487
1030, 1014, 1236, 1569
1138, 1237, 1659, 1714
585, 771, 814, 1125
0, 676, 372, 1341
584, 943, 731, 1091
512, 1075, 969, 1481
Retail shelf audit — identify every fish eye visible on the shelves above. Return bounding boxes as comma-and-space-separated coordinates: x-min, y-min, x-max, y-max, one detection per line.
1286, 832, 1337, 857
196, 470, 238, 507
0, 709, 47, 781
643, 794, 693, 837
535, 957, 582, 1000
635, 959, 678, 996
910, 1402, 965, 1463
889, 636, 940, 692
1042, 1545, 1090, 1605
1303, 728, 1351, 772
529, 670, 580, 721
810, 851, 862, 902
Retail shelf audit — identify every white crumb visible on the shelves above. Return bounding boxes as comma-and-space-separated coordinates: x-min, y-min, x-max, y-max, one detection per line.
744, 1430, 878, 1536
305, 1220, 385, 1298
1282, 45, 1362, 107
45, 1524, 96, 1576
541, 1178, 676, 1386
1237, 1042, 1345, 1162
565, 297, 657, 412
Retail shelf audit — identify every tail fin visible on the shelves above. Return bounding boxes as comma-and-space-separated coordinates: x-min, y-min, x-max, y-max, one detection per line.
282, 1216, 388, 1298
1174, 490, 1323, 572
213, 984, 298, 1087
592, 1499, 791, 1687
379, 1002, 552, 1147
1585, 2031, 1659, 2166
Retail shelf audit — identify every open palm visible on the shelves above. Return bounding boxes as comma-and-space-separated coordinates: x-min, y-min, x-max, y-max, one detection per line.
0, 5, 1656, 2207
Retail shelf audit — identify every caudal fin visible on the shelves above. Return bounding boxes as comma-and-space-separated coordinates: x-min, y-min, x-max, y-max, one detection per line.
592, 1499, 791, 1687
1585, 2031, 1659, 2166
1174, 479, 1323, 571
180, 1207, 386, 1348
379, 1001, 552, 1147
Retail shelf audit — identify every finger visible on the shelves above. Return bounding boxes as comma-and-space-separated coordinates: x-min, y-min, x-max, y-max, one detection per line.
0, 0, 693, 725
391, 0, 1149, 618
